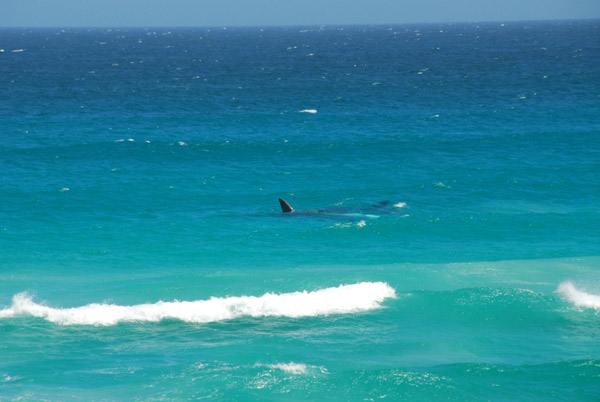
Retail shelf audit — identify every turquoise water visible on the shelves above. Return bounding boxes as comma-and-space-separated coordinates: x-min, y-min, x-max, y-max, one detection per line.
1, 21, 600, 400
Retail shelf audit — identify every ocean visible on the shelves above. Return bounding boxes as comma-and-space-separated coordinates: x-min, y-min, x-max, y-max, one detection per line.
1, 20, 599, 400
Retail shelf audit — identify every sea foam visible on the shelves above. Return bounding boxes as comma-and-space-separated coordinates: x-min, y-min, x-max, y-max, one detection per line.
267, 362, 308, 374
557, 281, 600, 310
0, 282, 396, 326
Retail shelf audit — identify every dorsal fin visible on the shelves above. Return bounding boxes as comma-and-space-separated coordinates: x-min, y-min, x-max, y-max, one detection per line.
279, 198, 294, 213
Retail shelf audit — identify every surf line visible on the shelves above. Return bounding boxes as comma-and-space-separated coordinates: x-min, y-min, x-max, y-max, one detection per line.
0, 282, 396, 326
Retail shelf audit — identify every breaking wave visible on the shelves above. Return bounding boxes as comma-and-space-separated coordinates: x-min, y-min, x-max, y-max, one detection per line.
267, 362, 309, 374
557, 281, 600, 310
0, 282, 396, 326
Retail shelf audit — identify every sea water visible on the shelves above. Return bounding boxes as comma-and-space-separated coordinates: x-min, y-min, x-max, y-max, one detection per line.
1, 21, 599, 401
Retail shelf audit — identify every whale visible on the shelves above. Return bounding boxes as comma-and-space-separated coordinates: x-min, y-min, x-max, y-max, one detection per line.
278, 198, 395, 219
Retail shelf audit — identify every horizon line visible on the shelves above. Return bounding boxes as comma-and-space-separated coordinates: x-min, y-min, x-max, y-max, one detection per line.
1, 17, 599, 30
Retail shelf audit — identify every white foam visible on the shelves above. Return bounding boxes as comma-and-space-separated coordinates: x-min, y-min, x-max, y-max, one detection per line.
0, 282, 396, 326
356, 220, 366, 227
299, 109, 317, 114
393, 202, 406, 208
1, 373, 21, 383
268, 362, 307, 374
557, 281, 600, 310
327, 222, 352, 229
433, 182, 451, 189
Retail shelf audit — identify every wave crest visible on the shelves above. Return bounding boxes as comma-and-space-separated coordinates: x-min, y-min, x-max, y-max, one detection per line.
0, 282, 396, 326
557, 281, 600, 310
267, 362, 308, 374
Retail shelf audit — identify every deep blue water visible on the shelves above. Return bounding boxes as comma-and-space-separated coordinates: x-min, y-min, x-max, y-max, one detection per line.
1, 20, 600, 401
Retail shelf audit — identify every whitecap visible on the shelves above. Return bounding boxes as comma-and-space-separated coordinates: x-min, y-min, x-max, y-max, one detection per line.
299, 109, 317, 114
356, 220, 366, 227
1, 374, 21, 383
0, 282, 396, 326
393, 202, 406, 208
267, 362, 307, 374
557, 281, 600, 310
327, 222, 352, 229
